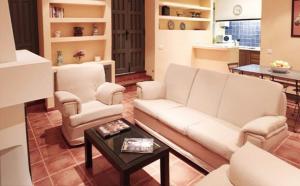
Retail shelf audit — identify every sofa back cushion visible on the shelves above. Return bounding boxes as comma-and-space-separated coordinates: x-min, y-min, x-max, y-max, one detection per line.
229, 143, 300, 186
217, 74, 284, 128
56, 63, 105, 102
187, 69, 229, 116
165, 64, 198, 105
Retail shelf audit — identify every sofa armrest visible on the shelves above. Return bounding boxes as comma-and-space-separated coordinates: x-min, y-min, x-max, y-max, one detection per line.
95, 82, 125, 105
55, 91, 82, 117
239, 116, 287, 145
136, 81, 165, 100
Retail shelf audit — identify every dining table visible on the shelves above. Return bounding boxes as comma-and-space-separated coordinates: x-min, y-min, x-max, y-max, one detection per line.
233, 64, 300, 133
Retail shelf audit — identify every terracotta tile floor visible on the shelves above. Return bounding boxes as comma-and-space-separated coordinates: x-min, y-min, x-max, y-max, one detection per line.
27, 86, 300, 186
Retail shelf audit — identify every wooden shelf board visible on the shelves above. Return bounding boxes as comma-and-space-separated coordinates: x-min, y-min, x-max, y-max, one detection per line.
159, 2, 211, 11
51, 36, 107, 43
49, 0, 106, 6
159, 16, 211, 22
50, 18, 107, 23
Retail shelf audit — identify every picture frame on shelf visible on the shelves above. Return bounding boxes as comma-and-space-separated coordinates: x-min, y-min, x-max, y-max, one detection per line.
292, 0, 300, 37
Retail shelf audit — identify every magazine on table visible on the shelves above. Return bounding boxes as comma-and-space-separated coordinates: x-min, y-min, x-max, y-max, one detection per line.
121, 138, 160, 154
96, 120, 130, 138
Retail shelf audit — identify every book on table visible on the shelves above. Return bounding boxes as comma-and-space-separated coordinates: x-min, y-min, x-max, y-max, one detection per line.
121, 138, 160, 154
97, 120, 130, 138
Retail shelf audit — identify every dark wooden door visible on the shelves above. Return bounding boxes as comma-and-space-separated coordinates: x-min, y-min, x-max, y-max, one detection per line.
112, 0, 145, 74
8, 0, 39, 54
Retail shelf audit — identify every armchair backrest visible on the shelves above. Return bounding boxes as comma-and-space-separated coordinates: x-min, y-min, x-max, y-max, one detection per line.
229, 143, 300, 186
56, 63, 105, 102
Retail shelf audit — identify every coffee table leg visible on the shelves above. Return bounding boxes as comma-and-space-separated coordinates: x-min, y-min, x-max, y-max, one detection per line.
160, 153, 170, 186
85, 137, 93, 168
120, 172, 130, 186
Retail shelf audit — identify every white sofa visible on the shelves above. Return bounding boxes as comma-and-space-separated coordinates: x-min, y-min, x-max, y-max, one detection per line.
55, 63, 125, 146
194, 143, 300, 186
134, 64, 288, 171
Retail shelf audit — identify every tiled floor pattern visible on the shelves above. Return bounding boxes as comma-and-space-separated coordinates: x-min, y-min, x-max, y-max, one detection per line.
27, 86, 300, 186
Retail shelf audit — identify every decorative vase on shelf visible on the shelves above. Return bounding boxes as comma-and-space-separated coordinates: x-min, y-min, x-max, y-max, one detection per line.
73, 50, 85, 63
56, 51, 64, 66
73, 27, 84, 36
92, 24, 99, 36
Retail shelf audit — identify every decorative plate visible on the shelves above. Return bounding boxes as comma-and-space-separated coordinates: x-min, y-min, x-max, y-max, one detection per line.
180, 22, 186, 30
167, 20, 175, 30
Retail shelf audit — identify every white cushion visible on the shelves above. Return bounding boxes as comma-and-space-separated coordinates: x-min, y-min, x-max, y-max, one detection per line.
56, 63, 105, 102
217, 74, 284, 128
241, 116, 287, 137
157, 107, 217, 135
187, 69, 229, 116
187, 118, 240, 159
165, 64, 198, 105
192, 165, 232, 186
229, 143, 300, 186
95, 82, 125, 105
133, 99, 182, 118
136, 81, 165, 100
69, 101, 123, 127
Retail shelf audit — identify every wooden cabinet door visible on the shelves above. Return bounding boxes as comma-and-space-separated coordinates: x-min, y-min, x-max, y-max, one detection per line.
250, 51, 260, 65
239, 50, 251, 66
8, 0, 39, 54
112, 0, 145, 74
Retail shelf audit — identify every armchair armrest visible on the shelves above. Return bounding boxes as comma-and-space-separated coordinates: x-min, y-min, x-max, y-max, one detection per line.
239, 116, 287, 146
136, 81, 165, 100
95, 82, 125, 105
55, 91, 82, 117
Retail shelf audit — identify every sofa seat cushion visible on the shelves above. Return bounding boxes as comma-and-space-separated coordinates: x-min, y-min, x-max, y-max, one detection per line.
133, 99, 182, 118
69, 101, 123, 127
187, 118, 240, 160
157, 107, 219, 135
192, 165, 232, 186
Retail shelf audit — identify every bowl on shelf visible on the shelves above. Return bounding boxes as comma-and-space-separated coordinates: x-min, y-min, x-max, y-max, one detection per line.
270, 60, 291, 73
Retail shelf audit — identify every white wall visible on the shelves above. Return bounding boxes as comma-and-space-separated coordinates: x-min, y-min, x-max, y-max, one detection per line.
148, 0, 213, 81
261, 0, 300, 70
0, 0, 16, 63
215, 0, 262, 21
0, 104, 32, 186
155, 31, 212, 81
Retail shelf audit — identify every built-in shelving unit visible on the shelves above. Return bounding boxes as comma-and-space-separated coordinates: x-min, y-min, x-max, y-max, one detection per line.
159, 15, 210, 22
158, 0, 212, 30
51, 35, 107, 43
38, 0, 111, 66
49, 0, 106, 6
50, 18, 107, 23
159, 2, 211, 11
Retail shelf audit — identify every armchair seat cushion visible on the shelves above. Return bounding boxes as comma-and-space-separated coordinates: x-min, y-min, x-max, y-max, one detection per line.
187, 119, 240, 160
133, 99, 182, 118
69, 101, 123, 127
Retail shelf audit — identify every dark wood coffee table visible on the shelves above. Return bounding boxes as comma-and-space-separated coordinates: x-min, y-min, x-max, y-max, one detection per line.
84, 119, 170, 186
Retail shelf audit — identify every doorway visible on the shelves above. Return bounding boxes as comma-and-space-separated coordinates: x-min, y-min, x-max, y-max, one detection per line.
8, 0, 39, 54
112, 0, 145, 75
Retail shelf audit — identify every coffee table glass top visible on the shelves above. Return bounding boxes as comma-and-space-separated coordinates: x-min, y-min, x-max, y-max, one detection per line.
89, 119, 169, 164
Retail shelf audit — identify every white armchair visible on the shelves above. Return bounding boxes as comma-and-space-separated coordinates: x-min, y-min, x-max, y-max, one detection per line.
55, 63, 125, 146
194, 143, 300, 186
